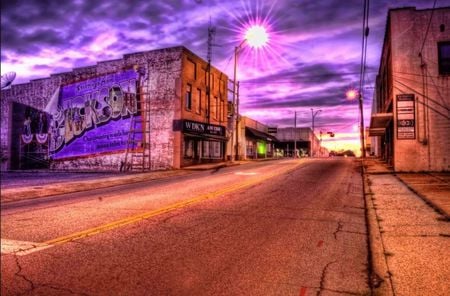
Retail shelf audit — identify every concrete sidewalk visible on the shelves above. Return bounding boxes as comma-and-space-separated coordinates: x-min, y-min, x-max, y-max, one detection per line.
0, 158, 285, 204
0, 161, 243, 204
363, 158, 450, 296
363, 158, 450, 218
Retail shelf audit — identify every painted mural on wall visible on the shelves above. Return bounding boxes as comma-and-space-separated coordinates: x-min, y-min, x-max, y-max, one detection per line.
21, 107, 50, 144
49, 70, 141, 159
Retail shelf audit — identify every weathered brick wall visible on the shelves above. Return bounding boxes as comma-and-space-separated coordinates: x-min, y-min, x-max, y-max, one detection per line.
390, 8, 450, 172
1, 47, 184, 171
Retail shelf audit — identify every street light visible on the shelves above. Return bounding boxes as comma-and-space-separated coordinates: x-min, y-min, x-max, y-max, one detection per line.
346, 89, 366, 158
311, 108, 322, 157
232, 25, 269, 161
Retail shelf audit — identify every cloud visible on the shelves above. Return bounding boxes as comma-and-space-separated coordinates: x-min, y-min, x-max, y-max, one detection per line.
1, 0, 442, 144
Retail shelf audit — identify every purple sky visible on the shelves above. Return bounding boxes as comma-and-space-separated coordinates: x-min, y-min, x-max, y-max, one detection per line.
0, 0, 439, 152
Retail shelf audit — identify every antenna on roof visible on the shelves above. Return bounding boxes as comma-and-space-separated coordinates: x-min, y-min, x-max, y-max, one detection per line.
1, 71, 16, 89
207, 18, 216, 63
206, 18, 216, 124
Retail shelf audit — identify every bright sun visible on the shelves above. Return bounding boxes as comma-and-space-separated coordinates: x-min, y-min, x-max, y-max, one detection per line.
245, 25, 269, 48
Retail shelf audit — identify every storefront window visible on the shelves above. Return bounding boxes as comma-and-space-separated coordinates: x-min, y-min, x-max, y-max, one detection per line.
202, 140, 222, 159
246, 140, 254, 158
184, 138, 194, 158
257, 141, 266, 156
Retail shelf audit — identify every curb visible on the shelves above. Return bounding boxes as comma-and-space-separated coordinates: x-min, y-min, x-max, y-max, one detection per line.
361, 160, 394, 296
182, 162, 241, 171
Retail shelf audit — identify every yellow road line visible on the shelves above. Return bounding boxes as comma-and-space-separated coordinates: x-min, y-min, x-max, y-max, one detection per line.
43, 161, 303, 246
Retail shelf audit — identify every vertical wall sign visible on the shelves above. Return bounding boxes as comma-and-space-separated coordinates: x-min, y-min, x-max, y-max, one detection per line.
396, 94, 415, 140
50, 70, 141, 159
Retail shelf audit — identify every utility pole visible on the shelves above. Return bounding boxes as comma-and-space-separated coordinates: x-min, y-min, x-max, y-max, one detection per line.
358, 93, 366, 158
235, 81, 240, 160
233, 40, 245, 160
294, 111, 297, 158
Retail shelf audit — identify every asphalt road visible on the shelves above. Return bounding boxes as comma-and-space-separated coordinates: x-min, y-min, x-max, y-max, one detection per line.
1, 158, 370, 296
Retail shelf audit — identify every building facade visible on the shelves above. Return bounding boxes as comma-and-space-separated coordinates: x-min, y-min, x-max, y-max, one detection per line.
369, 7, 449, 171
234, 116, 278, 160
1, 46, 228, 171
274, 127, 321, 157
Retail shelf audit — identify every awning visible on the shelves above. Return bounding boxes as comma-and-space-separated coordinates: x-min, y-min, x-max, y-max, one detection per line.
245, 127, 278, 142
183, 133, 227, 142
369, 128, 386, 136
370, 113, 393, 128
369, 112, 393, 136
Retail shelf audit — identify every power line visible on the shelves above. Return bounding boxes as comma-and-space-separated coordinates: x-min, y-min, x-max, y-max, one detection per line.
357, 0, 370, 158
393, 85, 448, 120
393, 71, 442, 78
239, 71, 377, 84
394, 74, 449, 90
359, 0, 370, 93
393, 80, 449, 119
419, 0, 438, 56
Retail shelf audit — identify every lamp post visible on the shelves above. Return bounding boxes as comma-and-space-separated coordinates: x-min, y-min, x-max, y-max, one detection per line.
346, 89, 366, 158
231, 25, 269, 161
232, 39, 246, 161
311, 108, 322, 157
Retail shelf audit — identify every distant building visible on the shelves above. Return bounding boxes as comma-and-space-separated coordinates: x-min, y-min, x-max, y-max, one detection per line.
0, 46, 229, 171
369, 7, 449, 171
274, 127, 321, 157
228, 116, 278, 160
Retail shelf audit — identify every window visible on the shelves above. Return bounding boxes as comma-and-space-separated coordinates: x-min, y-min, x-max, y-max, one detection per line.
202, 141, 221, 159
200, 68, 206, 85
214, 96, 219, 119
184, 138, 194, 158
185, 84, 192, 110
196, 89, 202, 114
220, 80, 225, 95
438, 41, 450, 75
186, 59, 196, 80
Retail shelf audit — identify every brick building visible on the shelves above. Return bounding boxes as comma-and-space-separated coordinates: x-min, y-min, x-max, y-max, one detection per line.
369, 7, 449, 171
231, 116, 278, 160
0, 46, 228, 171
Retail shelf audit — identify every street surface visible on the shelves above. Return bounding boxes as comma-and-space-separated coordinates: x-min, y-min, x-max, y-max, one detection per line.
1, 159, 370, 295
